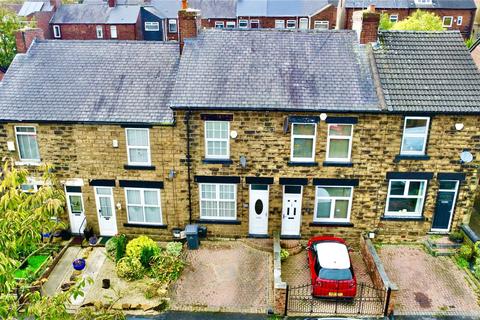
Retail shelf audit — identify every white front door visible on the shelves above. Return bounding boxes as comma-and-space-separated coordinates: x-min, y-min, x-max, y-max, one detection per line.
94, 187, 118, 236
249, 184, 269, 236
66, 191, 86, 235
281, 185, 303, 236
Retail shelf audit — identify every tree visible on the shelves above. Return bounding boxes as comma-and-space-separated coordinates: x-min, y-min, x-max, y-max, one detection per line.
380, 10, 444, 31
0, 8, 30, 70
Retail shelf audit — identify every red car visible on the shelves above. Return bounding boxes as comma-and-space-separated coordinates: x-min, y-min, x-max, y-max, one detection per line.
307, 236, 357, 298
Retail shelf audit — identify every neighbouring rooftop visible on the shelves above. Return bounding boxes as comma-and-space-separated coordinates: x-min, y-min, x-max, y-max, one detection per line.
50, 4, 140, 24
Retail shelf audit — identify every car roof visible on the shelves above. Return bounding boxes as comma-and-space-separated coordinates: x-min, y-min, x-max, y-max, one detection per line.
315, 241, 350, 269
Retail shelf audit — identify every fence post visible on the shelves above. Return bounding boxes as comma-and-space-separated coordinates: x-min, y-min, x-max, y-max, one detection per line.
284, 284, 289, 316
383, 286, 392, 317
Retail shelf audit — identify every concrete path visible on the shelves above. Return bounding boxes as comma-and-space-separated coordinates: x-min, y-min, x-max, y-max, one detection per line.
43, 246, 82, 296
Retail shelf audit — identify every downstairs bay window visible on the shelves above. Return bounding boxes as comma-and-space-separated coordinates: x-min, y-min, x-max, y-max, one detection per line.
199, 183, 236, 220
385, 179, 427, 217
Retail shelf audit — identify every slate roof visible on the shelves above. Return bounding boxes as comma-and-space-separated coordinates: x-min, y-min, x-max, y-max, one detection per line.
18, 0, 53, 16
170, 29, 379, 112
346, 0, 476, 9
0, 41, 178, 124
146, 0, 236, 18
373, 31, 480, 113
237, 0, 335, 17
50, 4, 141, 24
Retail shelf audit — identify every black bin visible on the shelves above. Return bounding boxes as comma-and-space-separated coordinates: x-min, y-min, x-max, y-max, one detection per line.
185, 224, 199, 250
198, 226, 207, 238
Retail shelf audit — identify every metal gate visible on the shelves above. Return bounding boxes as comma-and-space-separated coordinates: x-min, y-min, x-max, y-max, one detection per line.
286, 282, 387, 316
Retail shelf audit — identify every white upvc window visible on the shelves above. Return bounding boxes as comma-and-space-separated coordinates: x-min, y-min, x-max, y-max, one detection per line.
286, 20, 296, 29
250, 19, 260, 28
125, 188, 162, 225
110, 25, 118, 38
414, 0, 432, 4
226, 21, 236, 28
290, 123, 316, 162
168, 19, 177, 33
125, 128, 151, 166
314, 20, 329, 30
275, 20, 285, 29
326, 124, 353, 162
15, 126, 40, 162
145, 21, 160, 31
299, 17, 309, 29
215, 21, 225, 29
205, 121, 229, 159
314, 186, 353, 222
53, 25, 61, 38
96, 25, 103, 38
442, 16, 453, 27
199, 183, 237, 220
20, 183, 39, 193
400, 117, 430, 155
390, 14, 398, 23
239, 19, 248, 28
457, 16, 463, 25
385, 180, 427, 217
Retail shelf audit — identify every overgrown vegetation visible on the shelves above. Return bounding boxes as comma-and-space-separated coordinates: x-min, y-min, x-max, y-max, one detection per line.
280, 248, 290, 261
380, 10, 444, 31
455, 241, 480, 282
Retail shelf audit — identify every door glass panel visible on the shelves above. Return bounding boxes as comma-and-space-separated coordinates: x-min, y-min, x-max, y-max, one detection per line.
255, 199, 263, 215
438, 192, 455, 203
285, 186, 302, 194
69, 195, 83, 213
99, 197, 112, 217
439, 180, 457, 190
251, 184, 268, 190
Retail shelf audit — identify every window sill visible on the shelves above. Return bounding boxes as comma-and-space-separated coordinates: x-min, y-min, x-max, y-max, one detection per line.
280, 235, 301, 240
124, 165, 156, 170
202, 159, 233, 165
380, 216, 425, 221
195, 219, 240, 225
310, 222, 354, 227
287, 161, 318, 167
394, 155, 430, 162
123, 223, 167, 229
15, 161, 42, 166
248, 233, 270, 238
322, 161, 353, 167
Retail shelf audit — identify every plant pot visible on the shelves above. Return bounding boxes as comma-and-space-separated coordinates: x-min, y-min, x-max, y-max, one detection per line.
72, 258, 86, 271
89, 236, 98, 246
102, 278, 110, 289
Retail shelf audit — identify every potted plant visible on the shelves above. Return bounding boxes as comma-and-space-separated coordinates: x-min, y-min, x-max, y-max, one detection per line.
72, 258, 86, 271
449, 231, 464, 243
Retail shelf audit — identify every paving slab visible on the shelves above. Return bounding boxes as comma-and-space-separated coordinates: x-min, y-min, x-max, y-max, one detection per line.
42, 246, 82, 296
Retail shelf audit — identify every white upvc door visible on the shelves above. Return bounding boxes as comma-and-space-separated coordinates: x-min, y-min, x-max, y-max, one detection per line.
249, 184, 269, 236
94, 187, 118, 236
281, 186, 303, 236
66, 191, 86, 235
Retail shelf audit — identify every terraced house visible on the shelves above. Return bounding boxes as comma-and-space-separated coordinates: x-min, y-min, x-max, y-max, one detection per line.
1, 7, 480, 245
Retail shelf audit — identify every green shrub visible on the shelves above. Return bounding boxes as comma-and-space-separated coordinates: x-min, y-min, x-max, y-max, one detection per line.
456, 256, 469, 269
459, 244, 474, 261
448, 231, 464, 243
115, 234, 127, 263
126, 236, 159, 259
280, 248, 289, 261
140, 246, 157, 269
149, 252, 185, 284
166, 242, 183, 257
105, 237, 118, 258
116, 256, 144, 281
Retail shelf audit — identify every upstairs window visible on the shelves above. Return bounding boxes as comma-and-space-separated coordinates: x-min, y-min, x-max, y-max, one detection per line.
390, 14, 398, 23
290, 123, 316, 162
125, 128, 151, 166
168, 19, 177, 33
200, 183, 236, 220
239, 19, 248, 28
314, 186, 353, 222
442, 16, 453, 27
275, 20, 285, 29
205, 121, 229, 159
145, 21, 160, 31
215, 21, 225, 29
15, 126, 40, 162
53, 25, 61, 38
385, 180, 427, 217
314, 20, 329, 30
125, 188, 162, 225
250, 19, 260, 29
110, 25, 118, 39
400, 117, 430, 155
299, 18, 309, 29
96, 25, 103, 38
286, 20, 296, 29
226, 21, 236, 28
326, 124, 353, 162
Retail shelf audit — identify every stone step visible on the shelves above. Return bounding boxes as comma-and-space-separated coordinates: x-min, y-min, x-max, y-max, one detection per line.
426, 238, 462, 249
424, 241, 456, 257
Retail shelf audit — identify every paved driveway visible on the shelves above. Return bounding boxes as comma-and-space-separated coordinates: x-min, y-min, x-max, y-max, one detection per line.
379, 245, 480, 317
169, 241, 272, 314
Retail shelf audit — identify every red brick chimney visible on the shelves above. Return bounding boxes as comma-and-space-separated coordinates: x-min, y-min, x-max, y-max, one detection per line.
352, 4, 380, 44
15, 28, 45, 54
108, 0, 116, 8
178, 0, 201, 54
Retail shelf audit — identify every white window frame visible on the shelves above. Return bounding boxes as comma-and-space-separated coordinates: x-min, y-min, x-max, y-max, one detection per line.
326, 123, 353, 162
96, 25, 103, 38
414, 0, 432, 4
457, 16, 463, 25
125, 188, 163, 225
250, 19, 260, 28
442, 16, 453, 27
204, 121, 230, 160
15, 126, 41, 162
275, 20, 285, 29
226, 21, 236, 28
168, 19, 177, 33
299, 17, 309, 29
125, 128, 151, 166
390, 14, 398, 23
110, 25, 118, 39
239, 19, 248, 29
199, 183, 237, 220
290, 123, 317, 163
286, 20, 297, 29
145, 21, 160, 31
53, 25, 61, 38
314, 186, 353, 223
400, 116, 430, 156
215, 21, 225, 29
314, 20, 329, 30
385, 179, 427, 217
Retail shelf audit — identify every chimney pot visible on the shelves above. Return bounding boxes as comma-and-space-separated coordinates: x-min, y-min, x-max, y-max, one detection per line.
108, 0, 116, 7
182, 0, 188, 10
15, 28, 45, 54
368, 4, 376, 12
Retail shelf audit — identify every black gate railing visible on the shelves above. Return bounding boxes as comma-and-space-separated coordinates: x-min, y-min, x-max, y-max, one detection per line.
286, 282, 386, 316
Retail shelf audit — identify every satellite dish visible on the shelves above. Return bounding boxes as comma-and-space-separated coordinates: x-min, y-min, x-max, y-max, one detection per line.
460, 151, 473, 163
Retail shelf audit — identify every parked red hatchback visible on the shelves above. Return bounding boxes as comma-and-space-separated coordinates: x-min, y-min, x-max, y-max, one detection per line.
307, 236, 357, 298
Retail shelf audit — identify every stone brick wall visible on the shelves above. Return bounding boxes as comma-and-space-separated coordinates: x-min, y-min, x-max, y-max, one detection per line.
51, 23, 139, 40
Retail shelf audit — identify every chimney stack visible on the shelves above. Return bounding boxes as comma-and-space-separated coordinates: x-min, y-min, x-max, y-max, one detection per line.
15, 28, 45, 54
108, 0, 116, 8
351, 4, 380, 44
335, 0, 346, 30
178, 0, 201, 54
50, 0, 61, 10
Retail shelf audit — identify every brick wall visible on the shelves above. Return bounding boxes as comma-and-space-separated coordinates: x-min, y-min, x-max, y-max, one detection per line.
201, 18, 236, 28
51, 23, 139, 40
310, 5, 337, 29
32, 11, 54, 39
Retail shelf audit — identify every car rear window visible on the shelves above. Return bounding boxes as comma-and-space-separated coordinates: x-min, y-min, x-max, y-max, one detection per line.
319, 268, 353, 281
